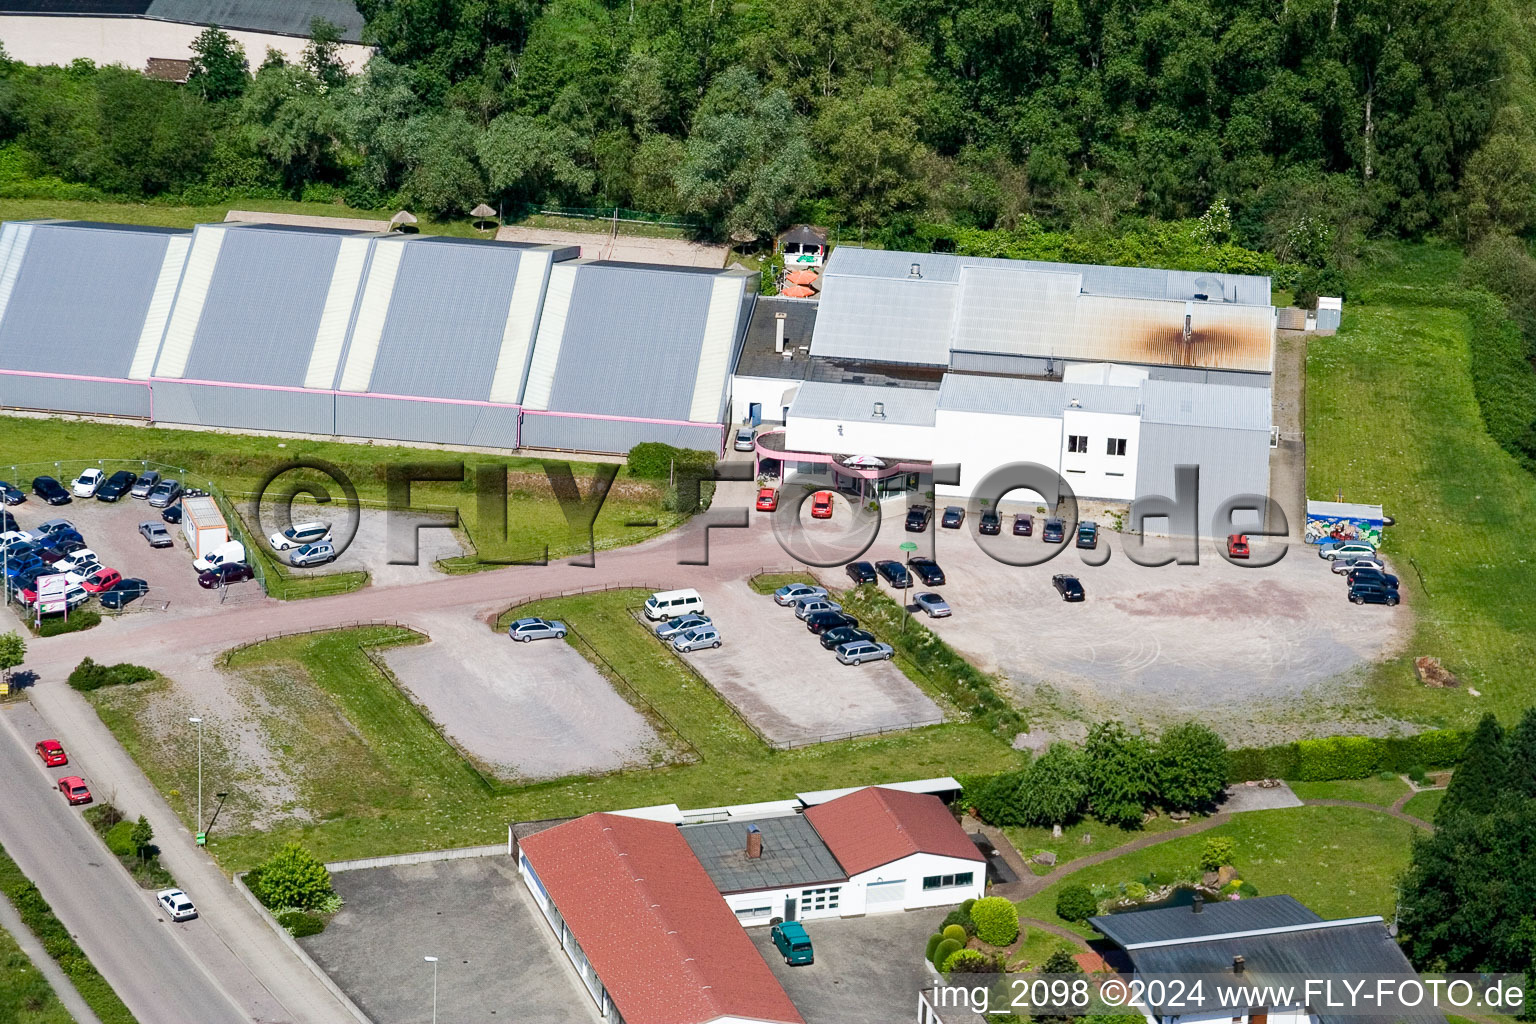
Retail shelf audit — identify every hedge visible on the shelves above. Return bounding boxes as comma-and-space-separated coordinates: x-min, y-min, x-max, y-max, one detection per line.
67, 657, 155, 692
625, 443, 717, 480
1226, 730, 1469, 782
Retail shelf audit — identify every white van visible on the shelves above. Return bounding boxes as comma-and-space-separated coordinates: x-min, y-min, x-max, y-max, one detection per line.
643, 588, 704, 621
193, 540, 246, 573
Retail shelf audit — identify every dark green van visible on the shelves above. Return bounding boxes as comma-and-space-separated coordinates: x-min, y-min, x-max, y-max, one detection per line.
770, 921, 814, 965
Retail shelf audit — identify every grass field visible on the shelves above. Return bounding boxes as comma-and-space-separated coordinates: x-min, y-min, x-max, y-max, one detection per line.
1401, 788, 1446, 820
107, 598, 1024, 869
0, 415, 678, 571
1015, 805, 1423, 937
1004, 815, 1195, 875
1308, 249, 1536, 728
1287, 775, 1411, 806
0, 919, 74, 1024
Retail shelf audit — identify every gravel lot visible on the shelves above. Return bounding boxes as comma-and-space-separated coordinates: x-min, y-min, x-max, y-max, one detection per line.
242, 501, 463, 588
683, 581, 943, 746
303, 858, 600, 1024
380, 610, 671, 779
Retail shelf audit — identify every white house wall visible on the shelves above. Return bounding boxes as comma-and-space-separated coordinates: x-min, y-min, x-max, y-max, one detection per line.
933, 409, 1063, 503
1059, 409, 1140, 501
730, 375, 800, 426
840, 853, 985, 916
723, 886, 848, 926
785, 415, 937, 462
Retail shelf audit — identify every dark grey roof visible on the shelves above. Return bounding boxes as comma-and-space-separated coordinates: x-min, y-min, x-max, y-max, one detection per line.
1091, 895, 1320, 947
681, 815, 846, 894
0, 1, 151, 13
734, 296, 816, 380
145, 0, 364, 40
778, 225, 827, 246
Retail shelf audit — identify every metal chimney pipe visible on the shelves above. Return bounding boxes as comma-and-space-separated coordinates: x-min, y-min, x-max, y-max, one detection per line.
774, 312, 787, 353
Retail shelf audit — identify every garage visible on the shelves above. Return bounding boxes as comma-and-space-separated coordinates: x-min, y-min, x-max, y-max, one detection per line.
864, 880, 906, 911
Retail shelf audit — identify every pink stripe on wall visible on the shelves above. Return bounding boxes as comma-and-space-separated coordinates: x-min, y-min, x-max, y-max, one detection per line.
153, 377, 523, 411
520, 407, 722, 430
0, 368, 154, 419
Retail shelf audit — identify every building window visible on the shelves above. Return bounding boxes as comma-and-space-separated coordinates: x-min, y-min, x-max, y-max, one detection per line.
1067, 435, 1088, 453
799, 887, 841, 913
1106, 438, 1127, 456
921, 872, 975, 891
1106, 471, 1124, 477
735, 906, 772, 920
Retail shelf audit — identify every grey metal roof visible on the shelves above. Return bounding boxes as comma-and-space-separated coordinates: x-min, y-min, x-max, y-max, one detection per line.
365, 240, 524, 401
541, 263, 717, 420
0, 221, 178, 377
145, 0, 365, 40
937, 375, 1142, 417
1140, 378, 1272, 431
182, 224, 343, 387
735, 296, 817, 381
789, 380, 939, 426
1091, 895, 1320, 947
952, 266, 1080, 356
811, 274, 956, 366
682, 815, 846, 894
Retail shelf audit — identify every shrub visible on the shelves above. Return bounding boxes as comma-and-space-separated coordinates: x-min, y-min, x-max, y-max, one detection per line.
943, 948, 993, 973
1123, 881, 1148, 902
277, 910, 325, 937
1154, 722, 1228, 811
1041, 947, 1083, 974
104, 821, 135, 857
67, 657, 155, 692
1226, 731, 1469, 782
970, 897, 1020, 946
932, 938, 963, 968
1238, 881, 1259, 898
925, 932, 946, 961
1056, 885, 1098, 923
1201, 837, 1236, 871
37, 610, 100, 637
250, 843, 334, 911
943, 924, 969, 944
960, 897, 976, 915
941, 906, 976, 935
626, 443, 716, 480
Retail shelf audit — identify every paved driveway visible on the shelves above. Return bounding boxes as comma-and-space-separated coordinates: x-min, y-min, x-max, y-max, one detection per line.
304, 858, 600, 1024
684, 581, 942, 745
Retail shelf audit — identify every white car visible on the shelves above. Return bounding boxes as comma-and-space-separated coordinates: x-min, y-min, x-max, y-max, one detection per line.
913, 592, 952, 617
773, 583, 827, 607
71, 469, 105, 498
56, 549, 101, 575
672, 625, 722, 652
268, 521, 331, 551
835, 640, 895, 665
156, 888, 197, 922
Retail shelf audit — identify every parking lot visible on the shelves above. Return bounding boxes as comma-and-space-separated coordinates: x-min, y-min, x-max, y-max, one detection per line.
241, 500, 463, 588
749, 908, 947, 1024
302, 858, 599, 1024
841, 505, 1410, 740
379, 610, 671, 779
682, 581, 943, 746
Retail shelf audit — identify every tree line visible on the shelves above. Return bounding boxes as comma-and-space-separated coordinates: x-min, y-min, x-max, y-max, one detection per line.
0, 0, 1532, 254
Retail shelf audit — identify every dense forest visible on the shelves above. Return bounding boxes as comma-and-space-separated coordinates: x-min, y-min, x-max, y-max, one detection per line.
0, 0, 1533, 261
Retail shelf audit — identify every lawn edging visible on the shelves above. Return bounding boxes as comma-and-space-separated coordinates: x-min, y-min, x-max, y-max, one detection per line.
0, 840, 138, 1024
232, 871, 373, 1024
324, 842, 508, 874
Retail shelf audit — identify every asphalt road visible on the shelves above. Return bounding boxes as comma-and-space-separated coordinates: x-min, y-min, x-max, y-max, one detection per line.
0, 702, 250, 1024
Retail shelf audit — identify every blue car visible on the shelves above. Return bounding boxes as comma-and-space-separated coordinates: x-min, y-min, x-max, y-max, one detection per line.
5, 555, 47, 578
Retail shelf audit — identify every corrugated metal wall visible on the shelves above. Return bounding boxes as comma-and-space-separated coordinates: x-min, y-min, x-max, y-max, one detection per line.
0, 374, 151, 418
1134, 421, 1273, 535
334, 394, 519, 449
152, 381, 335, 435
520, 414, 721, 454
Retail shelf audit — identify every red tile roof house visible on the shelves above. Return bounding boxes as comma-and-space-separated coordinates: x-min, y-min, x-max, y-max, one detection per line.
516, 787, 986, 1024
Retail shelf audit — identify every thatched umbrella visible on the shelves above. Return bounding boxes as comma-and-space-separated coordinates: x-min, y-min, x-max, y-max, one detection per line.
389, 210, 418, 232
470, 203, 498, 233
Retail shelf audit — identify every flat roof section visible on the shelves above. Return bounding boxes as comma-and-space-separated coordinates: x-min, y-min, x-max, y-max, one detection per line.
681, 815, 847, 895
736, 296, 817, 380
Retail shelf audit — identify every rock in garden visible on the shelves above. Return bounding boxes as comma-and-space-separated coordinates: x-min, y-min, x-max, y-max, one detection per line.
1034, 851, 1057, 866
1217, 865, 1239, 885
1415, 656, 1459, 687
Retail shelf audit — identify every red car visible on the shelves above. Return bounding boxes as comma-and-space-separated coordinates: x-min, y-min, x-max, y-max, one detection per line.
756, 487, 778, 512
35, 739, 67, 767
57, 776, 91, 805
1227, 534, 1251, 558
81, 567, 122, 594
810, 491, 834, 520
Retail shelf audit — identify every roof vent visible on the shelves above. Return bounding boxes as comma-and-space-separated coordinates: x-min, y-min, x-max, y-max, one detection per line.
1069, 398, 1081, 408
1233, 956, 1246, 974
1192, 895, 1204, 914
872, 401, 886, 419
1194, 293, 1209, 301
746, 824, 763, 859
909, 262, 922, 279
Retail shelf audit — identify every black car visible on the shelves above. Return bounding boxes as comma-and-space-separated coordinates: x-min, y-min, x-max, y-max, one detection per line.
1076, 521, 1099, 549
1052, 574, 1085, 602
100, 578, 150, 610
806, 610, 859, 635
941, 506, 965, 529
874, 559, 911, 587
31, 476, 70, 505
1042, 518, 1065, 543
844, 561, 877, 585
904, 505, 932, 532
1348, 582, 1399, 606
1012, 513, 1034, 536
95, 470, 138, 502
820, 625, 876, 650
1346, 567, 1400, 590
978, 511, 1001, 535
43, 532, 87, 556
908, 557, 946, 586
198, 562, 256, 589
161, 504, 182, 524
0, 481, 25, 505
0, 510, 15, 534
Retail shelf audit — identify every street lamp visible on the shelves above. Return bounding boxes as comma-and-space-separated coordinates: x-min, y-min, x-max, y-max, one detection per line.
189, 717, 203, 845
424, 956, 439, 1024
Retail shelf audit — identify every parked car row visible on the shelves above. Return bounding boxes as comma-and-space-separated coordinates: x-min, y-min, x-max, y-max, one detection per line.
1, 518, 151, 612
1320, 538, 1399, 606
771, 581, 895, 665
842, 557, 953, 617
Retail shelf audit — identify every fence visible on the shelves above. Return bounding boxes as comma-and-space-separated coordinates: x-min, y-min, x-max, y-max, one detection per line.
216, 620, 417, 664
501, 201, 699, 231
561, 619, 701, 769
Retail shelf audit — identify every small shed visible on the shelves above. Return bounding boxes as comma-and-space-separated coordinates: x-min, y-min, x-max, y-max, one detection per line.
182, 496, 229, 560
1315, 295, 1343, 332
778, 224, 828, 270
1305, 499, 1384, 546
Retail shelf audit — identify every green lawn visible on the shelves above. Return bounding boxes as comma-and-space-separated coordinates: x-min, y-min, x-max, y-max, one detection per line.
114, 600, 1024, 870
1017, 806, 1423, 937
0, 920, 75, 1024
1004, 815, 1195, 875
1308, 289, 1536, 728
747, 571, 817, 595
1401, 788, 1446, 821
0, 415, 678, 571
1288, 775, 1411, 806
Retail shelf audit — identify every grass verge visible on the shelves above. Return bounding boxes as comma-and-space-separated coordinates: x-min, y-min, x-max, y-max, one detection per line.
1287, 775, 1411, 806
82, 805, 177, 890
0, 916, 74, 1024
747, 571, 818, 595
1017, 805, 1423, 937
0, 840, 137, 1024
1401, 788, 1446, 821
1003, 815, 1196, 875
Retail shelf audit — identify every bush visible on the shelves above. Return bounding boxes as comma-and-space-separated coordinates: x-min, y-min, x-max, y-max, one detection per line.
104, 821, 135, 857
1238, 881, 1259, 898
1201, 837, 1236, 871
250, 843, 334, 911
941, 906, 976, 935
277, 910, 325, 937
1056, 885, 1098, 923
626, 442, 716, 480
932, 937, 963, 968
943, 948, 992, 974
943, 923, 969, 944
970, 897, 1020, 946
37, 610, 100, 637
1123, 881, 1148, 902
67, 657, 155, 691
1154, 722, 1228, 811
925, 932, 946, 961
960, 897, 976, 915
1227, 731, 1469, 782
